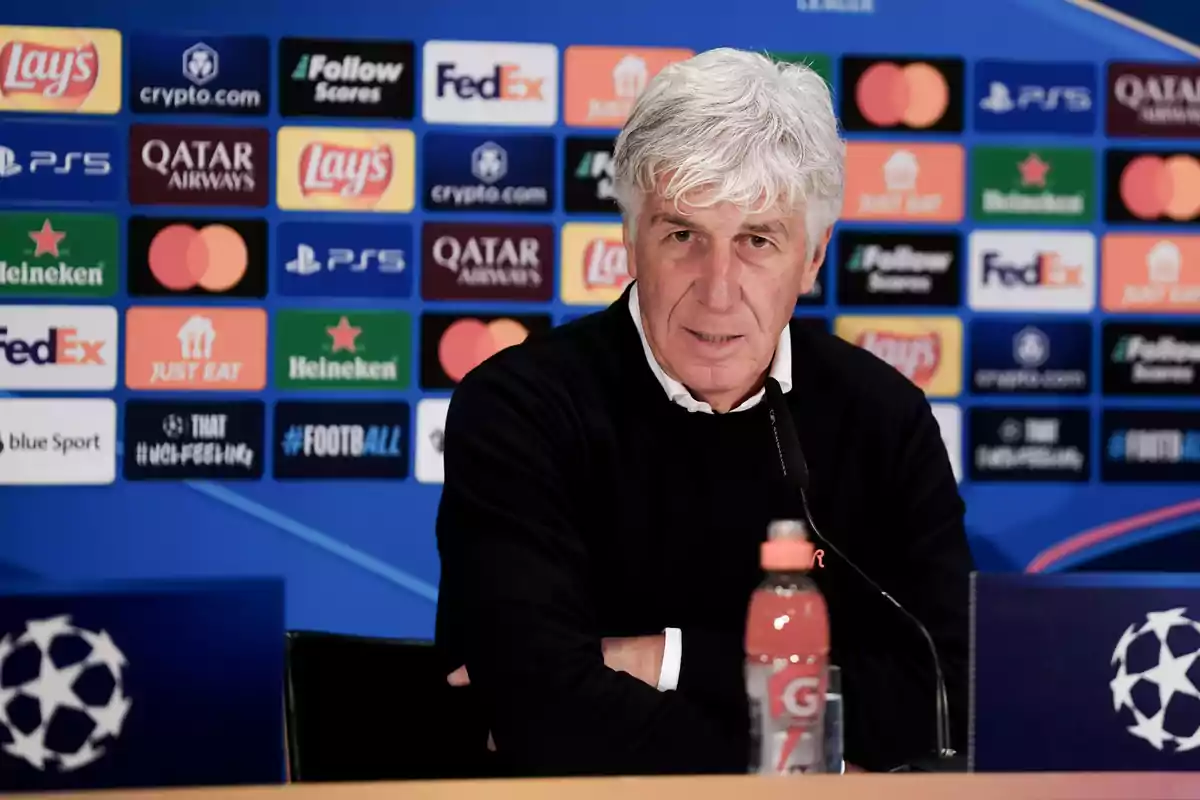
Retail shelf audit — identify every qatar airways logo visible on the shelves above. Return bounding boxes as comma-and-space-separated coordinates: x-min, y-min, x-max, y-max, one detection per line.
129, 124, 269, 207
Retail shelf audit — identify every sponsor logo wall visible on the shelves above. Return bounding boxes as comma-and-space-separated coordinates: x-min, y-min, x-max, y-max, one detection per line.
0, 23, 1195, 494
2, 3, 1200, 735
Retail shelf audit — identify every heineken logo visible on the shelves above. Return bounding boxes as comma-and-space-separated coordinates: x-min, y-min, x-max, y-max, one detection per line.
0, 213, 118, 297
972, 147, 1094, 224
274, 310, 411, 389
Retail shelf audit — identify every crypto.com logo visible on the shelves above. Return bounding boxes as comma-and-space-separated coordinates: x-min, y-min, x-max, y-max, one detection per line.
182, 42, 219, 86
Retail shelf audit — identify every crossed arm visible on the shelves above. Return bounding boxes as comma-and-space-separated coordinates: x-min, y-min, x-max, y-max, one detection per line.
435, 363, 962, 775
434, 368, 752, 775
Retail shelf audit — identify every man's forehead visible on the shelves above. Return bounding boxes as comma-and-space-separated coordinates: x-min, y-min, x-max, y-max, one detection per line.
643, 192, 800, 231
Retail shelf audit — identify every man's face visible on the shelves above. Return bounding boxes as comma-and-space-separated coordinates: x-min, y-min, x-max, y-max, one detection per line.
625, 188, 830, 411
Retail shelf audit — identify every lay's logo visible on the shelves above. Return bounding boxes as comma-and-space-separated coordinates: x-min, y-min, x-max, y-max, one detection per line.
299, 142, 393, 200
277, 127, 413, 212
835, 315, 963, 398
856, 330, 942, 385
0, 26, 121, 114
559, 222, 629, 306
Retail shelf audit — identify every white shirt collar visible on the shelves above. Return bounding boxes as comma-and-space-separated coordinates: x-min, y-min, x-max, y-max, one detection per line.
627, 283, 792, 414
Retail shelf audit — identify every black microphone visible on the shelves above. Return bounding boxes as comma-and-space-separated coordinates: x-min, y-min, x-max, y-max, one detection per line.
763, 377, 957, 769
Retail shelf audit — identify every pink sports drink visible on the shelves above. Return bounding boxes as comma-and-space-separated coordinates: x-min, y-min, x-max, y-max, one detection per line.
745, 519, 830, 774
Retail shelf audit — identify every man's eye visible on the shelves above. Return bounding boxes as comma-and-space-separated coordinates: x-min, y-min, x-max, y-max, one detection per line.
670, 230, 692, 243
748, 236, 771, 248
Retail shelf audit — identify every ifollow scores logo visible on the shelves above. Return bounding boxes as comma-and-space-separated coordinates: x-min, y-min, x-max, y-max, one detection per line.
279, 38, 414, 119
274, 401, 408, 479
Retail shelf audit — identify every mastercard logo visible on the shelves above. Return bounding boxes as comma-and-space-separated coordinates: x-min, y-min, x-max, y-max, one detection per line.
1118, 154, 1200, 221
437, 317, 531, 383
146, 223, 248, 292
855, 61, 949, 129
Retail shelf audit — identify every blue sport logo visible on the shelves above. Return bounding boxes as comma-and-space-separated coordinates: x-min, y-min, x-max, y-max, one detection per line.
969, 319, 1091, 394
129, 35, 270, 115
0, 122, 121, 204
974, 61, 1096, 134
423, 133, 554, 212
276, 222, 413, 298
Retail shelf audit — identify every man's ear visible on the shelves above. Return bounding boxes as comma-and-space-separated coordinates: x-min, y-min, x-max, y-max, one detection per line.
810, 226, 833, 271
622, 220, 638, 280
799, 226, 833, 294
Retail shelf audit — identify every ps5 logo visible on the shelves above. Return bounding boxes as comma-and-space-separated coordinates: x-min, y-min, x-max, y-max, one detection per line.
979, 83, 1092, 113
0, 146, 113, 178
286, 244, 407, 276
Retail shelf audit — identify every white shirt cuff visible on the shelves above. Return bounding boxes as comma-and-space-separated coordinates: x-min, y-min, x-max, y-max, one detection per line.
657, 627, 682, 691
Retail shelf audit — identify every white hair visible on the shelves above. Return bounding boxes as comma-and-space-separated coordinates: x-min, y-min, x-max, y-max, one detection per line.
613, 48, 845, 251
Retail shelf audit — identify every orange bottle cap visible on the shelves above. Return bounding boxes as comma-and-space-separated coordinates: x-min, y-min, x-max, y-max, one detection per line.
761, 520, 814, 571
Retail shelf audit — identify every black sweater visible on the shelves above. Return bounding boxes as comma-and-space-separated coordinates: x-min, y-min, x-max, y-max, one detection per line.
435, 286, 973, 776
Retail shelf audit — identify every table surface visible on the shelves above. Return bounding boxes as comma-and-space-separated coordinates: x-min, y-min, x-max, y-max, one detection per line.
13, 773, 1200, 800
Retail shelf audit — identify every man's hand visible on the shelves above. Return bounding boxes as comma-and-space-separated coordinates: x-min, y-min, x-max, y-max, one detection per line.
600, 634, 665, 687
447, 665, 470, 687
447, 635, 665, 753
447, 634, 666, 690
445, 666, 494, 750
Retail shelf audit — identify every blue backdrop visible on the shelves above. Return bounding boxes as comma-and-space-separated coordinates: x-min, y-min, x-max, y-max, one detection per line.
1, 0, 1198, 641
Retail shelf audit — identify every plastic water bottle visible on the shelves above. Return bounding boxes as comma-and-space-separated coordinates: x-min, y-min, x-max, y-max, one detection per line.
745, 519, 830, 774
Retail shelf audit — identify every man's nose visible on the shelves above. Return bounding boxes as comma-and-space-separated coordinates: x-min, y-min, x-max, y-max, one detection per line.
694, 245, 739, 311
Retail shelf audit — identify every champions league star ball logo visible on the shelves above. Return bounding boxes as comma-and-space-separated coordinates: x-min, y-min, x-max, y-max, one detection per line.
1110, 607, 1200, 753
0, 615, 132, 771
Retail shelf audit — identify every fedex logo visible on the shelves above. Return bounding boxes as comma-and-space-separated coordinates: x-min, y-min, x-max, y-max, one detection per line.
436, 63, 543, 101
0, 305, 116, 389
969, 231, 1096, 312
0, 326, 104, 365
423, 41, 558, 126
981, 252, 1084, 287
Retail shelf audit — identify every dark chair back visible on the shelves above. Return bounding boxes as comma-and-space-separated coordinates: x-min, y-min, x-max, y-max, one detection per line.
284, 630, 499, 782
